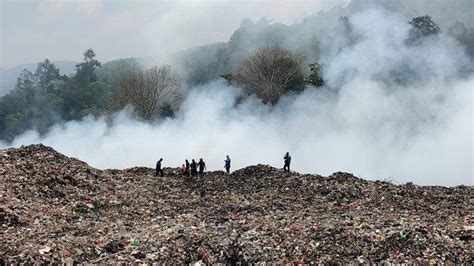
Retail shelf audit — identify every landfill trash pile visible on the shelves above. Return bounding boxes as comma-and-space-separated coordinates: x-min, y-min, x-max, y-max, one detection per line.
1, 144, 472, 264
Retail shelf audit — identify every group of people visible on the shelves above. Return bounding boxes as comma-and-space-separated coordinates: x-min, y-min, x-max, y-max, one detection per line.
181, 158, 207, 177
155, 155, 232, 177
155, 153, 291, 176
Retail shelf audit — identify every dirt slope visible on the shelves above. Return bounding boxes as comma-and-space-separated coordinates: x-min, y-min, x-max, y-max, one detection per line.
0, 144, 472, 264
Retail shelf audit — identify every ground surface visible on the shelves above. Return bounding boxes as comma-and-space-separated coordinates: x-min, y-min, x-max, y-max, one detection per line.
0, 144, 472, 264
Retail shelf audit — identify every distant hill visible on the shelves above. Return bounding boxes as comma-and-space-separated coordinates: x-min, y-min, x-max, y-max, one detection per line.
0, 61, 77, 96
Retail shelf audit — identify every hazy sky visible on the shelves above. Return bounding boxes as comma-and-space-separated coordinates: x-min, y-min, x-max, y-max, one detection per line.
0, 0, 347, 68
1, 2, 471, 185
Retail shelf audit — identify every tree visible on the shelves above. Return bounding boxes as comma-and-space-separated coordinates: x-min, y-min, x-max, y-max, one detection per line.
0, 51, 106, 141
305, 63, 324, 87
406, 15, 440, 45
235, 46, 304, 104
0, 92, 28, 140
109, 66, 182, 120
35, 59, 61, 88
75, 49, 101, 85
15, 69, 36, 104
15, 69, 35, 91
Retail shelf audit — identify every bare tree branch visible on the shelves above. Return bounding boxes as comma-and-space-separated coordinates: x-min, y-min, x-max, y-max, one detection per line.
108, 66, 182, 120
235, 46, 304, 104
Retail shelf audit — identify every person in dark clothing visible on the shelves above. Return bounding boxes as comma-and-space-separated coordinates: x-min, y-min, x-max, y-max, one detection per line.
181, 164, 186, 175
283, 152, 291, 173
224, 155, 231, 173
184, 159, 190, 176
198, 158, 206, 176
155, 158, 164, 177
190, 159, 198, 177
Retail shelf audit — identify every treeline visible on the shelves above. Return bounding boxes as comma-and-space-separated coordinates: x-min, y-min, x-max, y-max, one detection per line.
0, 50, 104, 141
0, 50, 184, 141
0, 44, 327, 142
177, 15, 474, 86
0, 14, 472, 142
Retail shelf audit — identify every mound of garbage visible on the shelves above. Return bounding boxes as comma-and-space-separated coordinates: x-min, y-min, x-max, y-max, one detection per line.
1, 144, 472, 264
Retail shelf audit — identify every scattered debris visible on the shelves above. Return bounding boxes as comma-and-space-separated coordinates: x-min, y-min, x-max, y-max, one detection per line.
0, 144, 472, 263
38, 247, 51, 255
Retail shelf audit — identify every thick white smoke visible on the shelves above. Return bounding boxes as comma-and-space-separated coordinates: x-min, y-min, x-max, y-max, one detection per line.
1, 9, 472, 186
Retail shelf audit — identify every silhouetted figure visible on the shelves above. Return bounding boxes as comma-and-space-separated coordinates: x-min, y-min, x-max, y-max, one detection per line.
224, 155, 231, 173
185, 159, 190, 176
155, 158, 164, 177
283, 152, 291, 173
181, 164, 186, 175
190, 159, 198, 177
198, 158, 206, 176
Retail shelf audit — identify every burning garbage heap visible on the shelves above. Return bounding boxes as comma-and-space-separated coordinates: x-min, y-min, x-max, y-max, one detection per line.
0, 144, 472, 264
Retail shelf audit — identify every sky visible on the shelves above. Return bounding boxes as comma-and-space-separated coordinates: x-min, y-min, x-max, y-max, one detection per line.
0, 0, 347, 68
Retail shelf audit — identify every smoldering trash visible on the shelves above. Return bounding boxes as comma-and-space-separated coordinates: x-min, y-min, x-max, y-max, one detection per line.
1, 144, 472, 263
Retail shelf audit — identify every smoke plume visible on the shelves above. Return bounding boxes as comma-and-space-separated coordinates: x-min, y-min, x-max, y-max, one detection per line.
1, 7, 472, 186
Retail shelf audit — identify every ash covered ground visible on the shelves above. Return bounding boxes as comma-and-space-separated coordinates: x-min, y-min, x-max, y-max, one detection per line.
0, 144, 472, 264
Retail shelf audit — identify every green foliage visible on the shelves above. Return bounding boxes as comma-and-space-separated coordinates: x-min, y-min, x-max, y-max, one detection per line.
5, 112, 26, 138
406, 15, 440, 45
0, 16, 333, 141
35, 59, 61, 88
0, 49, 109, 141
409, 15, 441, 36
75, 49, 101, 85
57, 79, 107, 121
15, 69, 35, 91
305, 63, 324, 87
220, 73, 235, 83
0, 92, 27, 139
178, 18, 292, 86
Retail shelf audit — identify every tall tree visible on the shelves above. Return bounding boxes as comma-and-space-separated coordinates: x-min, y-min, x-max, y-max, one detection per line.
35, 59, 61, 88
15, 69, 36, 104
235, 46, 304, 104
406, 15, 440, 45
305, 63, 324, 87
75, 49, 101, 85
109, 66, 182, 120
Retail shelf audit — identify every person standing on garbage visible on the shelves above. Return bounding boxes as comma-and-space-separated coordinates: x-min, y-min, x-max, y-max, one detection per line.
283, 152, 291, 173
155, 158, 164, 177
181, 164, 186, 175
224, 155, 231, 173
190, 159, 198, 177
198, 158, 206, 176
185, 159, 190, 176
